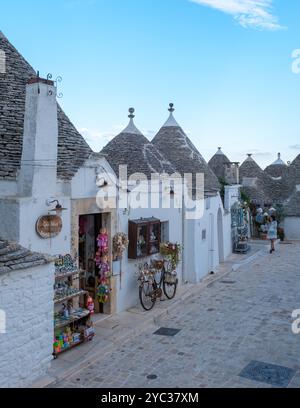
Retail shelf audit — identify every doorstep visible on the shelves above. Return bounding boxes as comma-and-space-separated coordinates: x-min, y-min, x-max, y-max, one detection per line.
31, 245, 268, 388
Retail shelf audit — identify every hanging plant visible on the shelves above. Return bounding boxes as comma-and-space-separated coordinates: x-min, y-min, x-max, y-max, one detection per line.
160, 242, 182, 270
113, 232, 129, 258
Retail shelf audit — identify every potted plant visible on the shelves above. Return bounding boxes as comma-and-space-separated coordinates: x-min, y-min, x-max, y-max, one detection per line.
277, 227, 285, 242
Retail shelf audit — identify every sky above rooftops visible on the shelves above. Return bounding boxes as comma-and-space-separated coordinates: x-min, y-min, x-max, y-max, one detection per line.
1, 0, 300, 168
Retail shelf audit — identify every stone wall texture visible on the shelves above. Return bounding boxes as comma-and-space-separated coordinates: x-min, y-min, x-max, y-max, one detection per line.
0, 263, 54, 387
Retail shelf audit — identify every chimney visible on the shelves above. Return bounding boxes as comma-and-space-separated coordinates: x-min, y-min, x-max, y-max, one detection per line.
225, 162, 240, 185
18, 75, 58, 197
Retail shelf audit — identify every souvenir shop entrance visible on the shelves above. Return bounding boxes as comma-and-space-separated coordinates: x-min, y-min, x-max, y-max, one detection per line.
78, 213, 110, 314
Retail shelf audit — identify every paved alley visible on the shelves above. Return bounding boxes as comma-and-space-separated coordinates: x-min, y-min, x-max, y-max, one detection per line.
52, 242, 300, 388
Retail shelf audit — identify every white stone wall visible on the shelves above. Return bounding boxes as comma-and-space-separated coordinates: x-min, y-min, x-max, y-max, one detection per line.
18, 196, 71, 256
0, 263, 54, 388
116, 205, 183, 313
284, 217, 300, 240
224, 185, 241, 212
223, 212, 233, 259
186, 195, 233, 282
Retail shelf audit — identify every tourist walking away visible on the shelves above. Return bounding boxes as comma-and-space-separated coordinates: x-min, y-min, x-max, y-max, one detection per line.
267, 215, 278, 254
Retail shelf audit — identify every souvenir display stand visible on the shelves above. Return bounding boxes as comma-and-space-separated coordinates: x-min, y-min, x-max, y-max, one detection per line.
53, 255, 95, 358
231, 203, 250, 254
94, 228, 112, 310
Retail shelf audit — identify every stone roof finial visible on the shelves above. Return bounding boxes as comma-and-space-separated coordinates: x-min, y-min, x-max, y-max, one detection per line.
162, 103, 180, 127
128, 107, 135, 119
121, 107, 142, 135
168, 103, 175, 113
278, 152, 281, 159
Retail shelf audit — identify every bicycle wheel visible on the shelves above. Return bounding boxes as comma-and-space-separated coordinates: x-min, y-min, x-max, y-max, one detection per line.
163, 274, 178, 300
139, 280, 157, 311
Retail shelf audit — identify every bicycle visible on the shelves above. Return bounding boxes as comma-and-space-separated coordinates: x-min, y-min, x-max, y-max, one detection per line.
138, 259, 178, 311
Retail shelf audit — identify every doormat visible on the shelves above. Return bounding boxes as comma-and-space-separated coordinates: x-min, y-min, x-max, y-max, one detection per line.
239, 360, 295, 387
153, 327, 181, 337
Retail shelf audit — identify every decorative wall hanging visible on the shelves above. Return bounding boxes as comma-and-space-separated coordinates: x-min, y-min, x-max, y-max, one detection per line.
112, 232, 129, 289
36, 215, 62, 239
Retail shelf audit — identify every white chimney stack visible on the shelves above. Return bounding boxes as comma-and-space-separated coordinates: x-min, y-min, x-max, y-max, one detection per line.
18, 76, 58, 197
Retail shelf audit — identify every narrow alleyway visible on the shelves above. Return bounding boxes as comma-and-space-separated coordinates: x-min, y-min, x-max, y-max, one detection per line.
53, 242, 300, 388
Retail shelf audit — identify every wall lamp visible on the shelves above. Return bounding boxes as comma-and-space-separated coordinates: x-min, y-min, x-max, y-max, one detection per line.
46, 199, 68, 216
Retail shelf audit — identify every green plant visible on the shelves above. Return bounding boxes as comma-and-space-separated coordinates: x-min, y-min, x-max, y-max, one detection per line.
160, 242, 182, 270
278, 227, 285, 241
240, 189, 251, 205
218, 177, 230, 205
274, 204, 285, 225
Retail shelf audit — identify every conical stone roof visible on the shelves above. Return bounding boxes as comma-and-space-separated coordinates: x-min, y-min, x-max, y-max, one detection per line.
208, 147, 231, 180
280, 154, 300, 199
284, 190, 300, 217
239, 154, 280, 205
265, 153, 287, 178
0, 31, 92, 181
101, 109, 176, 178
152, 104, 220, 193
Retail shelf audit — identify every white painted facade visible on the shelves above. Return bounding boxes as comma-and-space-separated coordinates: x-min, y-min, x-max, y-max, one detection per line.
0, 74, 241, 387
284, 218, 300, 240
0, 262, 54, 388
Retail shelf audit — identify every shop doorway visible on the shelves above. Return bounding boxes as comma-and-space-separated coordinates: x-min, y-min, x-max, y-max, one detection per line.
78, 214, 104, 314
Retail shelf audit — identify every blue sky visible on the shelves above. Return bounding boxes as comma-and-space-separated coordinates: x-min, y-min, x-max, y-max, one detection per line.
1, 0, 300, 168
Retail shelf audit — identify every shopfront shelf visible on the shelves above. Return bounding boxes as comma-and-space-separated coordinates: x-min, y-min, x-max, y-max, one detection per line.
55, 270, 81, 280
54, 290, 88, 304
54, 309, 91, 329
53, 340, 84, 358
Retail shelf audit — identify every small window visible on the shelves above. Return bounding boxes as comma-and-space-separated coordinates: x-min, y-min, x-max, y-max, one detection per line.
128, 218, 161, 259
202, 229, 206, 241
206, 198, 211, 210
161, 221, 169, 243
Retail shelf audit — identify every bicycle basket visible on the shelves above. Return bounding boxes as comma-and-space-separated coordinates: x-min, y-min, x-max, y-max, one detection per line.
164, 270, 177, 284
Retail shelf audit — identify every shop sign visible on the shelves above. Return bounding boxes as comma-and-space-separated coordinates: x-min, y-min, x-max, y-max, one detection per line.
36, 215, 62, 239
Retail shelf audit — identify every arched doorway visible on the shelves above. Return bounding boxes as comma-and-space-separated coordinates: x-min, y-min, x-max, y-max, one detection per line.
208, 213, 215, 273
217, 208, 224, 263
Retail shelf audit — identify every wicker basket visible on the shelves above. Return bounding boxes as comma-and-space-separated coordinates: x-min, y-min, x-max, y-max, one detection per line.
164, 271, 177, 284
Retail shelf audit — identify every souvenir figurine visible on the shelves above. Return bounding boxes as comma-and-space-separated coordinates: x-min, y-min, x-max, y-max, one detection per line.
96, 227, 109, 255
97, 284, 110, 304
94, 250, 101, 267
99, 255, 110, 275
86, 295, 95, 314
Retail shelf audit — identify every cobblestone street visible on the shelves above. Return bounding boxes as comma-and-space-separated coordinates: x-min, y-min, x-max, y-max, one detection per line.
53, 242, 300, 388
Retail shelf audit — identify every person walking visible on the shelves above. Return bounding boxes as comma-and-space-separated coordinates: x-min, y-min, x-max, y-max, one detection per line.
267, 215, 278, 254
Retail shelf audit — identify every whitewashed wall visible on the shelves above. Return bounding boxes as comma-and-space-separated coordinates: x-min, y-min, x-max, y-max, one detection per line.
284, 217, 300, 240
186, 194, 233, 283
115, 205, 183, 313
18, 196, 71, 256
0, 263, 54, 388
223, 212, 233, 259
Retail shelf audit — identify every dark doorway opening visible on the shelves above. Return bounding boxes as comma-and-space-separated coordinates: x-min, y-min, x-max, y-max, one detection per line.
78, 214, 104, 314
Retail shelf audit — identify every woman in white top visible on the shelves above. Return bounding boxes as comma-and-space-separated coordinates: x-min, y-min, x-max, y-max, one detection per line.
267, 215, 278, 254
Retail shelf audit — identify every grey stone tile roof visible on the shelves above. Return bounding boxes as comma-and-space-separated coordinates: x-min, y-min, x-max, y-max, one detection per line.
239, 153, 300, 209
0, 239, 53, 275
264, 164, 287, 178
239, 155, 280, 204
281, 154, 300, 198
284, 190, 300, 217
152, 113, 220, 193
101, 115, 176, 178
265, 154, 287, 178
0, 31, 92, 181
208, 148, 231, 180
